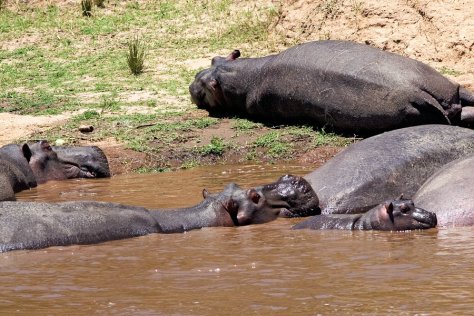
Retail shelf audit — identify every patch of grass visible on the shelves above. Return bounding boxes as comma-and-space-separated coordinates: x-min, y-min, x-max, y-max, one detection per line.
0, 90, 77, 115
0, 0, 6, 11
127, 35, 146, 75
180, 159, 200, 169
136, 166, 171, 173
232, 119, 262, 131
94, 0, 106, 9
439, 66, 463, 76
197, 137, 227, 156
253, 131, 291, 158
72, 110, 100, 122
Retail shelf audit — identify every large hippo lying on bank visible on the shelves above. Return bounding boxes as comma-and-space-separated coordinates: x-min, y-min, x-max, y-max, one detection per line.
292, 198, 437, 231
0, 183, 285, 252
190, 40, 474, 134
0, 140, 110, 201
413, 154, 474, 228
258, 125, 474, 216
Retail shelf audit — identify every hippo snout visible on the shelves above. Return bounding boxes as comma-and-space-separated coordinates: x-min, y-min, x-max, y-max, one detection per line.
412, 207, 437, 228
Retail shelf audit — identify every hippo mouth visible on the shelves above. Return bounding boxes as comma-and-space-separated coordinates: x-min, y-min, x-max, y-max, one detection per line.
411, 208, 437, 228
64, 164, 96, 179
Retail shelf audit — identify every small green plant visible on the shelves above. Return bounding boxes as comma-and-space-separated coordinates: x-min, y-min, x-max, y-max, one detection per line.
439, 66, 463, 76
94, 0, 105, 8
0, 0, 7, 11
127, 36, 146, 75
232, 119, 261, 131
73, 110, 100, 122
198, 137, 226, 156
81, 0, 93, 17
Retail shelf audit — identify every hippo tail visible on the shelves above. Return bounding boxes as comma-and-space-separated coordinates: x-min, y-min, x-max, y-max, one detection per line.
460, 86, 474, 107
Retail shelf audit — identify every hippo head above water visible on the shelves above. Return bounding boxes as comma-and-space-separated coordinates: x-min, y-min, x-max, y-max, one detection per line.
293, 197, 437, 231
22, 140, 110, 184
358, 198, 437, 231
201, 182, 282, 227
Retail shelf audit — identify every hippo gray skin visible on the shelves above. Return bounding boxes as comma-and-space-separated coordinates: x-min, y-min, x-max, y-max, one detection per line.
0, 140, 110, 201
293, 198, 437, 231
413, 154, 474, 228
0, 183, 281, 252
257, 125, 474, 216
190, 40, 474, 134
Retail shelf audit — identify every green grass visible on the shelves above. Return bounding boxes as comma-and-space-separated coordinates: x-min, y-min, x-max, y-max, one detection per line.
127, 35, 146, 75
197, 137, 228, 156
1, 0, 350, 170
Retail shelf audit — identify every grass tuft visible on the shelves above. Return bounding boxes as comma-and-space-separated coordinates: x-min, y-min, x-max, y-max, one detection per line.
127, 35, 146, 75
82, 0, 93, 17
94, 0, 106, 8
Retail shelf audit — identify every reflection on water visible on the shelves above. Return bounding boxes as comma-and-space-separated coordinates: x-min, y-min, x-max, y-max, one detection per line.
4, 164, 474, 314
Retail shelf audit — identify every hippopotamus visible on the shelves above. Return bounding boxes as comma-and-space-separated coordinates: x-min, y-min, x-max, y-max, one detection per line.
413, 154, 474, 228
0, 183, 281, 252
0, 140, 110, 201
292, 198, 437, 231
257, 125, 474, 216
190, 40, 474, 134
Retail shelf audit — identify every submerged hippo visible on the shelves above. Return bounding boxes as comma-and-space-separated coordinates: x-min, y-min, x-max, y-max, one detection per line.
293, 198, 437, 231
414, 154, 474, 228
0, 140, 110, 201
190, 40, 474, 134
258, 125, 474, 215
0, 183, 280, 252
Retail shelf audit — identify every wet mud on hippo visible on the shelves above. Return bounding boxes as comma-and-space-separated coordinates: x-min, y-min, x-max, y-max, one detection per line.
0, 183, 282, 253
0, 140, 110, 201
414, 154, 474, 228
259, 125, 474, 216
190, 40, 474, 134
293, 198, 437, 231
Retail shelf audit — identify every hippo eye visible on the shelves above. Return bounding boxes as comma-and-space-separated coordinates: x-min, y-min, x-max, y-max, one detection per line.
400, 205, 410, 214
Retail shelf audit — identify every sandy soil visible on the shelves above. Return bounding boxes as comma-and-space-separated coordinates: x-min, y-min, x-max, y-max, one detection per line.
274, 0, 474, 89
0, 112, 72, 145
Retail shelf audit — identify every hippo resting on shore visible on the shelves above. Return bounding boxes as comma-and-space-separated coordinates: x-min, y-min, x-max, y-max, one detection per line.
292, 198, 437, 231
0, 140, 110, 201
190, 40, 474, 134
258, 125, 474, 216
414, 154, 474, 228
0, 183, 286, 252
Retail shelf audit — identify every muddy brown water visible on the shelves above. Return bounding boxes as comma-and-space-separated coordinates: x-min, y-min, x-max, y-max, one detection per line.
3, 164, 474, 315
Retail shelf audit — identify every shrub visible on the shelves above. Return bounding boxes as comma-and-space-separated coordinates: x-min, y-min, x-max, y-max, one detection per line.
81, 0, 93, 17
127, 36, 146, 75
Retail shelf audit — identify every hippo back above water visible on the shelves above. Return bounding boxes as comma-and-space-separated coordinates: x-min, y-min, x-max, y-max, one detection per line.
190, 40, 474, 134
414, 154, 474, 228
257, 125, 474, 216
304, 125, 474, 214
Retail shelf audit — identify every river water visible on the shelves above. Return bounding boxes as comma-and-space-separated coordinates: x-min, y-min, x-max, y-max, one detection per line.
3, 164, 474, 315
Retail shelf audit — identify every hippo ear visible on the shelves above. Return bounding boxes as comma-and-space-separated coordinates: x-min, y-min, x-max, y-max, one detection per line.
209, 79, 219, 91
248, 189, 260, 204
397, 193, 404, 200
226, 50, 241, 61
202, 188, 210, 199
386, 202, 395, 223
224, 199, 240, 226
22, 144, 33, 162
